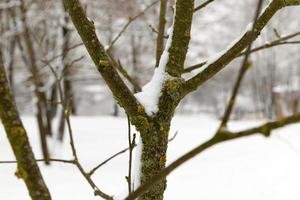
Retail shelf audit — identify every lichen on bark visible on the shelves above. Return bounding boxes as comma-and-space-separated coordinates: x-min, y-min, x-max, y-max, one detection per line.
0, 51, 51, 200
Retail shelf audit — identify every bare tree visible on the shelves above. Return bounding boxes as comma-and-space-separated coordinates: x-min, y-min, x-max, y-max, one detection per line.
0, 0, 300, 200
62, 0, 300, 199
0, 48, 52, 200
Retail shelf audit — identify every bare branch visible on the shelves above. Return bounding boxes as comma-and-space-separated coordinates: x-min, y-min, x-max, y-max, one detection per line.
149, 24, 169, 38
107, 0, 160, 51
165, 0, 195, 77
219, 0, 264, 128
155, 0, 168, 67
168, 131, 178, 142
88, 148, 129, 177
126, 112, 300, 200
182, 0, 300, 95
126, 2, 300, 197
194, 0, 215, 12
0, 158, 75, 164
126, 115, 134, 194
63, 0, 147, 119
0, 49, 52, 200
46, 61, 112, 200
183, 61, 206, 73
238, 31, 300, 56
183, 31, 300, 74
41, 43, 83, 69
106, 52, 141, 92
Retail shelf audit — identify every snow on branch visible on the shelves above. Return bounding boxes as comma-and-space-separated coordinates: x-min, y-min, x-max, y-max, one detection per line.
183, 30, 300, 73
63, 0, 146, 118
135, 0, 194, 115
182, 0, 300, 96
126, 111, 300, 200
134, 4, 176, 116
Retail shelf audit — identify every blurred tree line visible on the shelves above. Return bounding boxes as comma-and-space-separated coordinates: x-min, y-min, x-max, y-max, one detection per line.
0, 0, 299, 162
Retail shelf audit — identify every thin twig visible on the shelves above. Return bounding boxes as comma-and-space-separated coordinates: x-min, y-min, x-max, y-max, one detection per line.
126, 1, 265, 198
238, 33, 300, 56
149, 24, 169, 38
0, 158, 75, 164
219, 0, 264, 128
183, 31, 300, 74
155, 0, 168, 67
194, 0, 215, 12
168, 131, 178, 142
41, 43, 83, 68
183, 61, 206, 73
126, 112, 300, 200
126, 115, 133, 194
88, 147, 130, 176
61, 55, 85, 79
107, 0, 160, 51
88, 138, 137, 177
183, 1, 300, 95
115, 58, 141, 92
46, 61, 112, 200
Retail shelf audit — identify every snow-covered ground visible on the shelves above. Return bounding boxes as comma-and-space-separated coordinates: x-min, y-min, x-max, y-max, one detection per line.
1, 115, 300, 200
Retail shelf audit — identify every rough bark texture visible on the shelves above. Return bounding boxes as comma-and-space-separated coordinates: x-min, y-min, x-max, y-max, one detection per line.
138, 121, 169, 200
41, 0, 300, 199
132, 0, 194, 196
134, 78, 184, 200
0, 50, 51, 200
183, 0, 300, 95
63, 0, 146, 119
63, 0, 193, 199
165, 0, 194, 77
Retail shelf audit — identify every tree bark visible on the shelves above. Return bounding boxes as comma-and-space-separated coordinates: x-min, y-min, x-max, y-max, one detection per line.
0, 50, 52, 200
134, 78, 183, 200
63, 1, 192, 199
138, 121, 169, 200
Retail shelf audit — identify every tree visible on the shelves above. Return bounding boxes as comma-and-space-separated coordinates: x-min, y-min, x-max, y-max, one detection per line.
1, 0, 300, 200
0, 48, 51, 200
62, 0, 300, 199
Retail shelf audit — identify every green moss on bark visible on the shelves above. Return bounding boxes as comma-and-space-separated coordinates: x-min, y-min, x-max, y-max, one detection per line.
137, 78, 184, 200
0, 52, 51, 200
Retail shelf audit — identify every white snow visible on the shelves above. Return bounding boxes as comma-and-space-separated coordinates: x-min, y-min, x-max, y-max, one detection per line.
134, 4, 176, 116
131, 12, 176, 194
104, 45, 110, 51
132, 133, 143, 190
1, 115, 300, 200
132, 8, 177, 192
84, 85, 108, 93
273, 76, 300, 93
132, 17, 177, 189
134, 66, 169, 115
114, 132, 143, 200
246, 22, 253, 31
260, 0, 273, 16
273, 78, 300, 93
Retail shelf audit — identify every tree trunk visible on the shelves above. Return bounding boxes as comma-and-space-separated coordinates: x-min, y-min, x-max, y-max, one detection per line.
19, 0, 52, 161
0, 50, 52, 200
35, 100, 50, 164
135, 79, 183, 200
139, 118, 170, 200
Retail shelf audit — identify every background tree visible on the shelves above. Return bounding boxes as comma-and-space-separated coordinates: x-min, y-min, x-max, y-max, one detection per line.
0, 0, 300, 200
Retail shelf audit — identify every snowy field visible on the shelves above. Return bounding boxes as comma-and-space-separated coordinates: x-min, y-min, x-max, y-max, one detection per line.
1, 115, 300, 200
